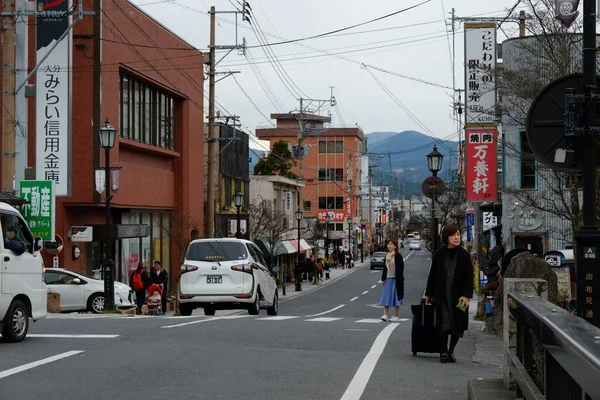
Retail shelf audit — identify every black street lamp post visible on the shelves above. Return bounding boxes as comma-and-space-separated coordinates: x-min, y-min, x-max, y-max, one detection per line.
360, 218, 365, 263
233, 190, 244, 239
98, 119, 117, 312
347, 217, 352, 260
324, 214, 331, 258
295, 209, 303, 292
426, 145, 444, 253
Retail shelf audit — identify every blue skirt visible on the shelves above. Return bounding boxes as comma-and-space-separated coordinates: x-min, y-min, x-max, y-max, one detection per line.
379, 278, 402, 307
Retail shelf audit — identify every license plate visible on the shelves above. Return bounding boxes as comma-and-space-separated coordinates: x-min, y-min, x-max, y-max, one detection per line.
207, 275, 222, 284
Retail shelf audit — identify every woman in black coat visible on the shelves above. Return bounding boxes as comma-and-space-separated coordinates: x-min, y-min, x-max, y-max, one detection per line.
425, 224, 474, 363
378, 239, 405, 322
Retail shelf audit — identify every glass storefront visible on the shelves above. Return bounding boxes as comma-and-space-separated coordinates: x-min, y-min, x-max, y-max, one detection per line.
120, 210, 171, 284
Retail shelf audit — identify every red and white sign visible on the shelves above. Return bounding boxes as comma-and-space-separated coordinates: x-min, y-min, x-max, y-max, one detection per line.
465, 128, 498, 202
317, 210, 347, 223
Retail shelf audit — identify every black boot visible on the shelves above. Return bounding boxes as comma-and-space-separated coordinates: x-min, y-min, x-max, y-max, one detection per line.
440, 353, 448, 363
447, 353, 456, 363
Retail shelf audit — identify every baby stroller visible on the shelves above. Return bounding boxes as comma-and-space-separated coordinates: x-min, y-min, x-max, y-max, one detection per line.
146, 283, 163, 316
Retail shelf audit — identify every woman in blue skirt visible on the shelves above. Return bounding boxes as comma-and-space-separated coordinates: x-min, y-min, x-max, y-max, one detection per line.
378, 239, 405, 321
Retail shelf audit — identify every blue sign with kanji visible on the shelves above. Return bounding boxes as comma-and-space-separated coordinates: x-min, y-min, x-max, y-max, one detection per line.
466, 212, 475, 242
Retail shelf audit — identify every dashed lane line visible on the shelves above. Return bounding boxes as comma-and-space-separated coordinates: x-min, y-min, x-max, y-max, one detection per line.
0, 351, 84, 380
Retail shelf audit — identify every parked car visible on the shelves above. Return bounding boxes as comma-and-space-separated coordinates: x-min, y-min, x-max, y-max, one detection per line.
44, 268, 134, 313
178, 238, 278, 316
409, 240, 422, 250
370, 252, 386, 270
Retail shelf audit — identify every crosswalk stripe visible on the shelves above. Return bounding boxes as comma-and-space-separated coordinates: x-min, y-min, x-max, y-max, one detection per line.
355, 319, 382, 324
305, 317, 342, 322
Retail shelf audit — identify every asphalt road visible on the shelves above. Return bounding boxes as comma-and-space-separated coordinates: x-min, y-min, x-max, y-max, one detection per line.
0, 249, 501, 399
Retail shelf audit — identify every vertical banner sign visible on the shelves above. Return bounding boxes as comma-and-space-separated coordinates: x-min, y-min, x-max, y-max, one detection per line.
465, 128, 498, 201
36, 0, 72, 196
466, 211, 475, 242
19, 180, 56, 240
464, 23, 497, 126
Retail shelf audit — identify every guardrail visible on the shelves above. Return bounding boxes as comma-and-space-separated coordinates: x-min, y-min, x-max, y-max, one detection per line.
506, 292, 600, 400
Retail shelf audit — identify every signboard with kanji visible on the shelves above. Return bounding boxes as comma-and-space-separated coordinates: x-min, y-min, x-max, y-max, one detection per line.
465, 128, 498, 202
19, 180, 56, 240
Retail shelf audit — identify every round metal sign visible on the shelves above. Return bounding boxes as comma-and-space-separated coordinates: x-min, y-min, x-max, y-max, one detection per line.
526, 73, 600, 172
422, 176, 445, 200
272, 266, 280, 273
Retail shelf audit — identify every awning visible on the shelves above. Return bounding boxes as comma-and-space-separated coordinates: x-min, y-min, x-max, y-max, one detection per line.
281, 240, 297, 254
255, 238, 295, 256
288, 239, 312, 252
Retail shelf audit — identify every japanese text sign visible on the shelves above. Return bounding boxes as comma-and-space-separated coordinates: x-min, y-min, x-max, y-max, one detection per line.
317, 210, 347, 223
466, 211, 474, 242
465, 129, 498, 202
19, 180, 56, 240
464, 23, 497, 126
35, 0, 72, 196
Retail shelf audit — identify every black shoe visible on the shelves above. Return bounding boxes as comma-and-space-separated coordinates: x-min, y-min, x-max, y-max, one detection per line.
447, 353, 456, 363
440, 353, 448, 363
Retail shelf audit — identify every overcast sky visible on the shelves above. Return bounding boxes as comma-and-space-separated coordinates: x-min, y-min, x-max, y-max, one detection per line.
130, 0, 523, 150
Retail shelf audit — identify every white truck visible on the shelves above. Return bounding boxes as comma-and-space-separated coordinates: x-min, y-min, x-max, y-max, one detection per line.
0, 202, 47, 342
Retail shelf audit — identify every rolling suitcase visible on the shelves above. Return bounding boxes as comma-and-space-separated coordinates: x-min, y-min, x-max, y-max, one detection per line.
410, 300, 441, 356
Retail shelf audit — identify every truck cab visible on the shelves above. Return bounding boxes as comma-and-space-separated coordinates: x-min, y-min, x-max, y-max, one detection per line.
0, 202, 46, 342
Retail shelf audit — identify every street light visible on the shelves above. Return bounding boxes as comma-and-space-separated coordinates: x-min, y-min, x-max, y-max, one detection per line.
324, 214, 332, 258
426, 145, 444, 252
360, 218, 366, 263
233, 190, 244, 239
98, 119, 117, 311
295, 209, 303, 292
347, 216, 352, 260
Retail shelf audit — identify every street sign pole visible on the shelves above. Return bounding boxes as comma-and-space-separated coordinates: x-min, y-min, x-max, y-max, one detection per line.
574, 0, 600, 328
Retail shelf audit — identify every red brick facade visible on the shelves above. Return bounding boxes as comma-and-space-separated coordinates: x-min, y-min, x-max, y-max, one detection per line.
24, 0, 204, 290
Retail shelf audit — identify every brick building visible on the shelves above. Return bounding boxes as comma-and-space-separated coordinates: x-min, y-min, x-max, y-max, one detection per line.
256, 113, 363, 254
25, 0, 204, 290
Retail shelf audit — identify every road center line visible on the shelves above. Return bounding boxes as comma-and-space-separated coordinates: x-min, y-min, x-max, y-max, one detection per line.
349, 296, 359, 302
361, 291, 369, 295
404, 250, 415, 260
161, 315, 247, 329
305, 304, 345, 317
0, 350, 84, 380
27, 334, 118, 339
339, 324, 400, 400
370, 285, 377, 289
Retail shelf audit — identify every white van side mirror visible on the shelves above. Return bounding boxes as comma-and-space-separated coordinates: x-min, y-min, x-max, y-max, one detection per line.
34, 236, 43, 252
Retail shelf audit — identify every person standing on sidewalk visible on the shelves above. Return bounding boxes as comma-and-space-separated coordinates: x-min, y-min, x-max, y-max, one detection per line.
424, 224, 474, 364
378, 239, 404, 322
150, 260, 169, 315
130, 263, 149, 314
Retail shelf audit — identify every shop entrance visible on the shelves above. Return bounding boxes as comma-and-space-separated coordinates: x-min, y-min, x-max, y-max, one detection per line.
513, 235, 544, 256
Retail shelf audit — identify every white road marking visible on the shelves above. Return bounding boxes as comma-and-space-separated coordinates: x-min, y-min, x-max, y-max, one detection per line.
404, 250, 415, 260
355, 319, 382, 324
305, 304, 345, 317
369, 271, 379, 274
339, 323, 400, 400
349, 296, 359, 302
0, 351, 84, 380
399, 318, 410, 322
161, 315, 248, 329
27, 334, 119, 339
361, 291, 369, 295
370, 285, 377, 289
305, 317, 342, 322
257, 316, 298, 321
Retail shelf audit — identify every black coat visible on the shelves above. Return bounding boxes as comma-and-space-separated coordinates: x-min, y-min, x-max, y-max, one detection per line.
380, 253, 405, 300
425, 246, 474, 332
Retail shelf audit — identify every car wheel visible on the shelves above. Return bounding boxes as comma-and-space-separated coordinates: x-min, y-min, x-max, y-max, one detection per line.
248, 291, 261, 315
2, 300, 29, 343
180, 304, 193, 316
204, 307, 216, 316
88, 293, 105, 314
266, 291, 278, 316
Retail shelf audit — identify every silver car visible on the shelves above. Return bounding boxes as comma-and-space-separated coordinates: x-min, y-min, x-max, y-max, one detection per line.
409, 240, 422, 250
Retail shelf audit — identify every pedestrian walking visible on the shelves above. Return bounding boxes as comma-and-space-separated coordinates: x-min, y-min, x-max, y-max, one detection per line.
378, 239, 404, 322
424, 224, 474, 364
150, 260, 169, 315
130, 263, 149, 314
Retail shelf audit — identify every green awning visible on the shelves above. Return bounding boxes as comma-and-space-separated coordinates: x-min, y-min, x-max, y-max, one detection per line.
255, 237, 290, 256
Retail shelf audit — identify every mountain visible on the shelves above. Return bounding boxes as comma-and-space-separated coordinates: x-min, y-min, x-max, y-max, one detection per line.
366, 130, 459, 196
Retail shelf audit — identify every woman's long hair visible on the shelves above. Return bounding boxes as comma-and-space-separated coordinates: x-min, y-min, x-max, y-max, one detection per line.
387, 239, 399, 254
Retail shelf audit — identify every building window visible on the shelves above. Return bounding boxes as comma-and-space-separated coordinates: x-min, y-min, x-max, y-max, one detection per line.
565, 173, 583, 189
519, 131, 536, 189
318, 168, 343, 182
318, 196, 344, 210
303, 201, 311, 211
120, 72, 175, 151
318, 140, 343, 154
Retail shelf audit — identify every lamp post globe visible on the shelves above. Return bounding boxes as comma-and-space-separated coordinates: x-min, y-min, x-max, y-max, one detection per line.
98, 119, 117, 149
426, 145, 444, 176
426, 146, 444, 254
233, 190, 244, 239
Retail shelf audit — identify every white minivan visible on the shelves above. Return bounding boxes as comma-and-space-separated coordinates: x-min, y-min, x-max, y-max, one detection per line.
179, 238, 278, 316
0, 202, 47, 342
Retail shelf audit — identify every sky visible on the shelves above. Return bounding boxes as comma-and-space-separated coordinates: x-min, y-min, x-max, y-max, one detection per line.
130, 0, 524, 150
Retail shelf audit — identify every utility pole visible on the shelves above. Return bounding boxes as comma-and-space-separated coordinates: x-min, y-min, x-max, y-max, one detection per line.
2, 2, 16, 192
205, 4, 247, 238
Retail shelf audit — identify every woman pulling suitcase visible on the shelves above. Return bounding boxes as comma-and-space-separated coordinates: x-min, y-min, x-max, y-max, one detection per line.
424, 224, 474, 363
